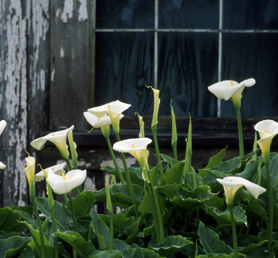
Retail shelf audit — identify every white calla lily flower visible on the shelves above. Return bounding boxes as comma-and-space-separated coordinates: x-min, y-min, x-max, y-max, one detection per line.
83, 112, 124, 128
254, 120, 278, 163
31, 126, 74, 160
0, 162, 6, 169
35, 162, 67, 182
217, 176, 266, 206
46, 169, 87, 195
113, 138, 152, 182
88, 100, 131, 133
208, 78, 255, 107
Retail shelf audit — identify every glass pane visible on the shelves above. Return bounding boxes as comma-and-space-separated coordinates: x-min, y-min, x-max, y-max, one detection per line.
95, 32, 154, 116
159, 0, 219, 29
158, 32, 218, 116
96, 0, 154, 29
221, 33, 278, 117
223, 0, 278, 29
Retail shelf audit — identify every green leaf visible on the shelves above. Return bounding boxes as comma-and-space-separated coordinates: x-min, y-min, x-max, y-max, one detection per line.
163, 161, 184, 185
240, 240, 268, 257
204, 206, 247, 226
36, 197, 72, 231
95, 184, 144, 208
55, 231, 96, 256
0, 235, 31, 258
195, 254, 245, 258
204, 147, 227, 169
122, 247, 162, 258
150, 235, 192, 257
198, 221, 233, 255
160, 153, 179, 167
90, 210, 110, 250
91, 250, 122, 258
68, 190, 95, 217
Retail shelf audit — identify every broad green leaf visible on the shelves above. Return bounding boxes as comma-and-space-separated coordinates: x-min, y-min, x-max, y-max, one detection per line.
204, 206, 247, 226
67, 190, 95, 217
55, 231, 96, 256
122, 247, 162, 258
150, 165, 159, 186
163, 162, 184, 185
236, 160, 260, 182
149, 235, 192, 257
94, 184, 144, 208
198, 221, 233, 255
36, 197, 73, 231
90, 250, 122, 258
195, 254, 245, 258
0, 235, 31, 258
240, 240, 268, 257
157, 184, 186, 198
90, 210, 110, 250
19, 246, 33, 258
160, 153, 179, 167
204, 147, 227, 169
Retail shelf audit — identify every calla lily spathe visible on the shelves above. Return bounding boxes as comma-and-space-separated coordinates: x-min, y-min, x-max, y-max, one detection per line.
0, 120, 7, 169
217, 176, 266, 206
254, 120, 278, 163
24, 156, 36, 198
31, 126, 74, 160
113, 138, 152, 182
88, 100, 131, 134
208, 78, 255, 108
35, 162, 67, 182
46, 169, 87, 194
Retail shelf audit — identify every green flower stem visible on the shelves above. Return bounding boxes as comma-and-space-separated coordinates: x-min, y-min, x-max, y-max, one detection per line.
114, 132, 139, 217
65, 158, 81, 195
109, 213, 114, 250
235, 107, 244, 157
65, 158, 72, 171
266, 162, 273, 251
151, 125, 164, 178
47, 183, 58, 258
31, 197, 45, 258
68, 194, 78, 232
145, 182, 164, 244
228, 205, 238, 258
104, 135, 125, 184
172, 141, 178, 160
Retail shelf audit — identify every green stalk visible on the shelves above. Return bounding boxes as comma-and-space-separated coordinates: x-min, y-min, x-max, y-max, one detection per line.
109, 214, 114, 250
114, 132, 139, 216
266, 162, 273, 251
47, 183, 58, 258
235, 107, 244, 157
228, 205, 238, 258
68, 193, 78, 258
32, 197, 45, 258
152, 125, 164, 178
104, 135, 125, 184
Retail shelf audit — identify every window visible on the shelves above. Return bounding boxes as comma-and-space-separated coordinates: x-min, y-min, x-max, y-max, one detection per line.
93, 0, 278, 118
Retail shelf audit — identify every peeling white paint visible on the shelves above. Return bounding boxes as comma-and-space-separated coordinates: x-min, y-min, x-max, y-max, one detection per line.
51, 68, 55, 82
78, 0, 88, 22
84, 177, 97, 192
61, 0, 73, 23
60, 46, 65, 57
100, 157, 137, 168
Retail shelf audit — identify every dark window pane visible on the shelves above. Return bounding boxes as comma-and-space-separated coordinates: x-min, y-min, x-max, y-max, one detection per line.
96, 0, 154, 29
95, 32, 154, 115
221, 33, 278, 117
159, 0, 219, 29
158, 32, 218, 116
223, 0, 278, 29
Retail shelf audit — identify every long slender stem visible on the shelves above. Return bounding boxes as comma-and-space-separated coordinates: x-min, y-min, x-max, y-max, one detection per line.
47, 184, 58, 258
109, 213, 114, 250
266, 162, 273, 251
235, 107, 244, 157
68, 194, 78, 258
152, 125, 164, 178
115, 132, 139, 216
228, 205, 238, 258
32, 198, 45, 258
104, 135, 125, 184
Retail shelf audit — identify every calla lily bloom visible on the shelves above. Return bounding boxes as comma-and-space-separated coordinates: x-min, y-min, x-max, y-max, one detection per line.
217, 176, 266, 206
88, 100, 131, 134
31, 126, 74, 160
46, 169, 87, 195
208, 78, 255, 108
113, 138, 152, 182
146, 86, 160, 128
0, 120, 7, 169
35, 162, 67, 182
254, 120, 278, 164
24, 156, 36, 199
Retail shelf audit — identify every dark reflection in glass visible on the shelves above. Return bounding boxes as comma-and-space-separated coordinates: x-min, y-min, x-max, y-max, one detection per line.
158, 32, 218, 116
159, 0, 219, 29
221, 33, 278, 117
96, 0, 154, 29
223, 0, 278, 29
95, 32, 154, 115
